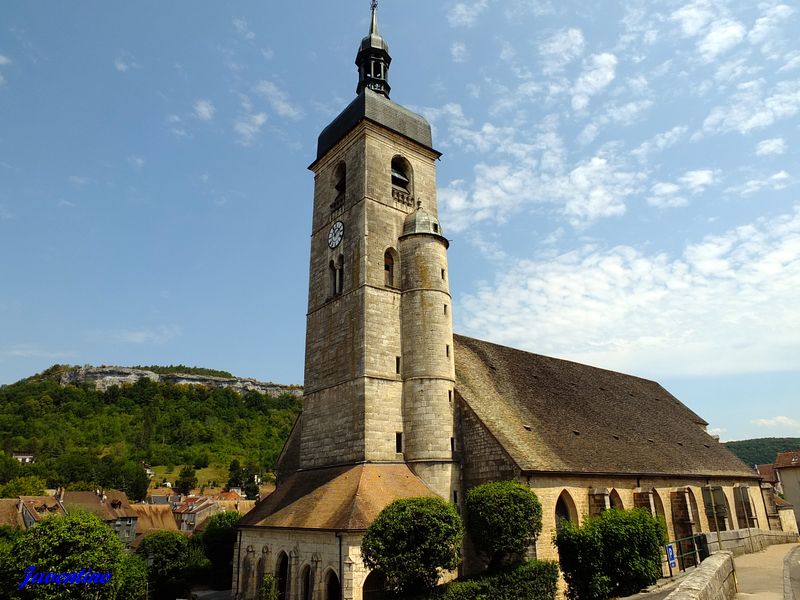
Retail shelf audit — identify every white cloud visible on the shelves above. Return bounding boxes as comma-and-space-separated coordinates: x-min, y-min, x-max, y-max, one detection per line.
648, 182, 688, 209
700, 79, 800, 136
632, 126, 689, 163
539, 28, 585, 74
572, 53, 618, 111
2, 346, 76, 359
448, 0, 490, 27
451, 42, 468, 63
233, 17, 256, 41
0, 55, 10, 66
698, 18, 746, 62
193, 99, 215, 122
68, 176, 90, 186
781, 52, 800, 73
756, 138, 787, 156
114, 53, 140, 73
680, 169, 718, 193
255, 81, 303, 120
579, 100, 654, 145
113, 326, 180, 345
234, 112, 267, 146
671, 1, 716, 37
458, 206, 800, 376
128, 155, 144, 169
0, 204, 12, 220
749, 4, 795, 58
727, 171, 790, 196
751, 416, 800, 429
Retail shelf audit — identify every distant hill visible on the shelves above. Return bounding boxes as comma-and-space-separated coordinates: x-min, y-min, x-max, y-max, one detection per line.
724, 437, 800, 467
0, 365, 303, 500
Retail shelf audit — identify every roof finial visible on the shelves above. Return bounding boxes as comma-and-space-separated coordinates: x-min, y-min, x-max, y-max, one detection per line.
356, 0, 392, 97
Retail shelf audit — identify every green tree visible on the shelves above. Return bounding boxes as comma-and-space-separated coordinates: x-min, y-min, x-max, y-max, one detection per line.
7, 511, 146, 599
136, 530, 190, 599
227, 459, 242, 489
465, 481, 543, 570
0, 452, 19, 483
175, 466, 197, 495
361, 497, 463, 596
555, 508, 667, 600
203, 511, 240, 588
0, 475, 46, 497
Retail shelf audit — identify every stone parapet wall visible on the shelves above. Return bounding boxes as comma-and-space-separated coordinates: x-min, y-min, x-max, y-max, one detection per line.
664, 551, 737, 600
705, 528, 800, 556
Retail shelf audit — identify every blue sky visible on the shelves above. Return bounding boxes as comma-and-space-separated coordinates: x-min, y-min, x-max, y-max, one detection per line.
1, 1, 798, 442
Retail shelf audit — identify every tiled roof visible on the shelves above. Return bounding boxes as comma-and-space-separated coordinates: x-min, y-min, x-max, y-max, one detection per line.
130, 504, 177, 533
18, 496, 66, 522
173, 496, 217, 515
0, 499, 23, 528
239, 463, 436, 531
756, 463, 779, 483
454, 334, 757, 479
61, 490, 137, 520
774, 450, 800, 469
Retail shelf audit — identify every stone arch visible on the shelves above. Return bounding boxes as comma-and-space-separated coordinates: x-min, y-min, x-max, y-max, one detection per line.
555, 489, 579, 528
299, 563, 313, 600
609, 489, 624, 510
384, 247, 398, 287
652, 488, 666, 521
391, 155, 413, 196
324, 568, 341, 600
363, 570, 390, 600
275, 551, 289, 600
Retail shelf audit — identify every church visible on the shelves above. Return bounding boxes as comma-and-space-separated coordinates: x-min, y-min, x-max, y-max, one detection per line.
232, 6, 782, 600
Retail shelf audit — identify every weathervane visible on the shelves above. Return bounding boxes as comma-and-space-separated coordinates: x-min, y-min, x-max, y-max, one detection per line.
371, 0, 378, 10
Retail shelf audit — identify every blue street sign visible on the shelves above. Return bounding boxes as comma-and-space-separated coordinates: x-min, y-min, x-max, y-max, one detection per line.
667, 544, 677, 568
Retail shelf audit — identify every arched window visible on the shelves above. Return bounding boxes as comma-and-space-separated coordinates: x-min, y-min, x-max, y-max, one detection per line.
391, 156, 412, 197
300, 564, 313, 600
652, 489, 666, 521
363, 570, 390, 600
325, 569, 341, 600
275, 552, 289, 600
332, 162, 346, 212
555, 490, 578, 529
609, 489, 624, 510
384, 249, 398, 287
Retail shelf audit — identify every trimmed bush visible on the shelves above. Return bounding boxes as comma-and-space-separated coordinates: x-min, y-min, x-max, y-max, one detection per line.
425, 559, 559, 600
465, 481, 543, 570
554, 508, 667, 600
361, 497, 463, 596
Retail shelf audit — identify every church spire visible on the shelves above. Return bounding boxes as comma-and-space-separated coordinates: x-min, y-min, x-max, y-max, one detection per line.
356, 1, 392, 98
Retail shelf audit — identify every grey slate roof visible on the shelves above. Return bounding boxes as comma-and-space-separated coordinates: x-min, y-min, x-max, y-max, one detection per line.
454, 334, 757, 479
316, 89, 435, 161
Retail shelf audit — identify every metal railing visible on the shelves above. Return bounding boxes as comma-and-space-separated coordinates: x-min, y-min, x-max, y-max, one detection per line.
661, 534, 710, 577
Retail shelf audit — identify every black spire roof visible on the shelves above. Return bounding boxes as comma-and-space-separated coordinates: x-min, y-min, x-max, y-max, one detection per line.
356, 3, 392, 98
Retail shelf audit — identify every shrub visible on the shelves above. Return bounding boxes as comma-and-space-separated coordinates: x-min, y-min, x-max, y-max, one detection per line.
554, 508, 667, 600
465, 481, 543, 570
361, 497, 463, 596
427, 559, 559, 600
259, 574, 279, 600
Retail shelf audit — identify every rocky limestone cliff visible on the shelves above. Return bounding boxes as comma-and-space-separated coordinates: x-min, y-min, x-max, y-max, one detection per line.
59, 366, 302, 397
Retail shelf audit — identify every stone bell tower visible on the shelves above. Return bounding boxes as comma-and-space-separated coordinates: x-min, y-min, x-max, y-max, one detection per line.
235, 8, 459, 598
301, 4, 459, 499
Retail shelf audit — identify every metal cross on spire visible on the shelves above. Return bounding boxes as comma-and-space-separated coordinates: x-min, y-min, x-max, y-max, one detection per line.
371, 0, 378, 10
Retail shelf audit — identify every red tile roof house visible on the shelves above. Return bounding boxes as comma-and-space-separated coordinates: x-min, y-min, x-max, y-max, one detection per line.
774, 451, 800, 532
57, 489, 138, 547
172, 496, 220, 532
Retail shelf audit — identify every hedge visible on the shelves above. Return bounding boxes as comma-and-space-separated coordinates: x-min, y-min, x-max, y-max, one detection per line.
422, 559, 560, 600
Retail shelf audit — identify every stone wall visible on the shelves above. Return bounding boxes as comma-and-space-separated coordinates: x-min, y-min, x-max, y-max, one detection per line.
780, 506, 800, 534
664, 551, 737, 600
704, 528, 799, 556
59, 366, 301, 396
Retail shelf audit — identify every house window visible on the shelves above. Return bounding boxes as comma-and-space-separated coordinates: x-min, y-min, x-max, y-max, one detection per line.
396, 432, 403, 453
331, 162, 346, 212
391, 156, 412, 195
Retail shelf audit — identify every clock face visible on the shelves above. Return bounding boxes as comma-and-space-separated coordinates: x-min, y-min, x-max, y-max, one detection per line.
328, 221, 344, 249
